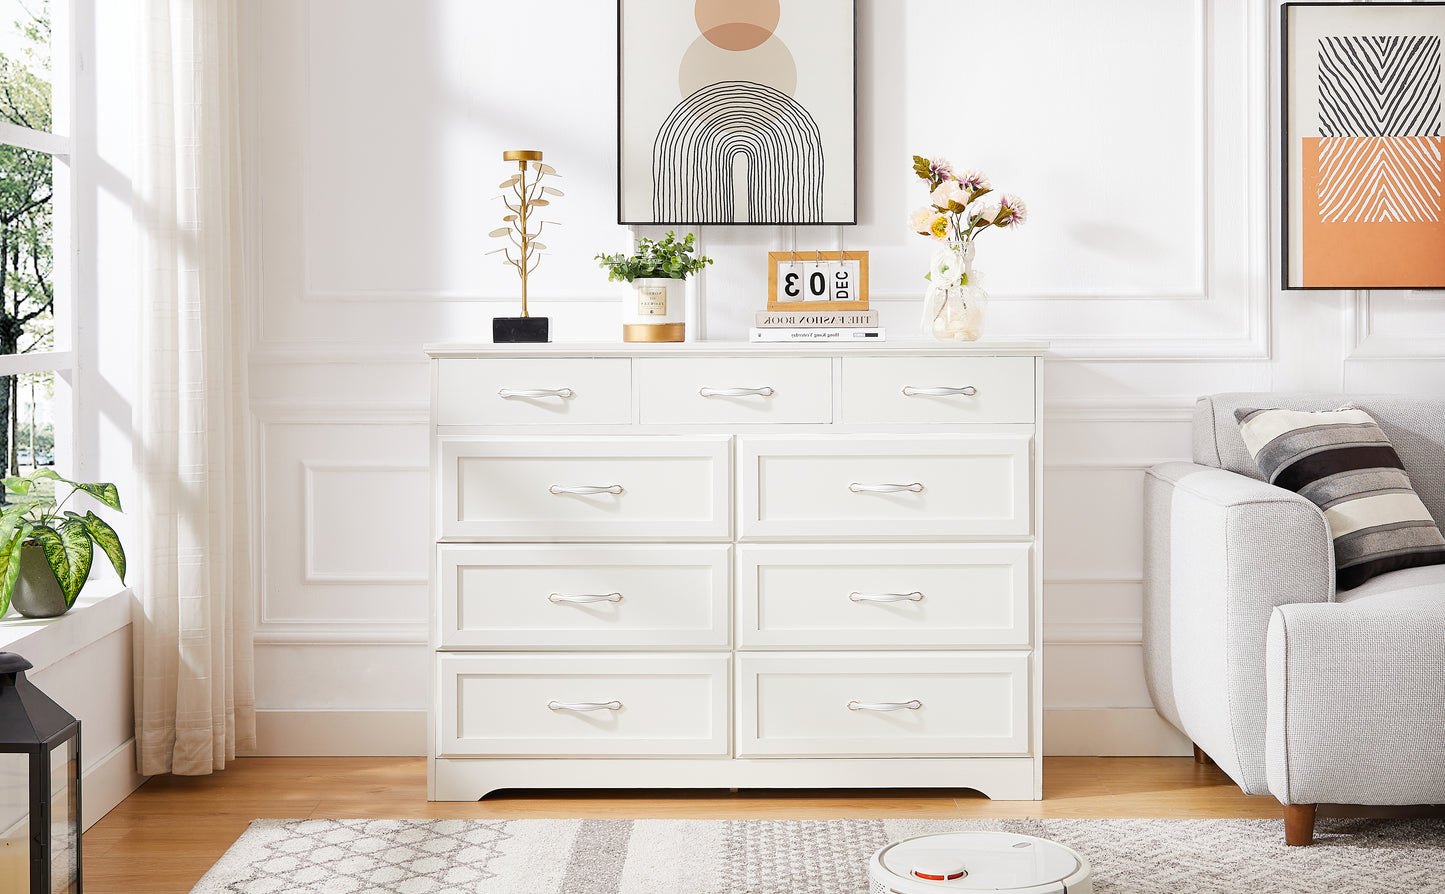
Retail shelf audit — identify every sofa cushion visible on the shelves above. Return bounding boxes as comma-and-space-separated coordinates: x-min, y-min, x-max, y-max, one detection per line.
1336, 563, 1445, 611
1234, 406, 1445, 590
1195, 393, 1445, 532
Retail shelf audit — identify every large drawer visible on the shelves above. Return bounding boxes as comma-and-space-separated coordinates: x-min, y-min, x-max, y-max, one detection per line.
436, 358, 631, 426
437, 544, 730, 649
841, 356, 1034, 424
436, 653, 730, 757
637, 357, 832, 424
736, 652, 1030, 757
737, 435, 1032, 540
440, 436, 731, 540
737, 544, 1031, 649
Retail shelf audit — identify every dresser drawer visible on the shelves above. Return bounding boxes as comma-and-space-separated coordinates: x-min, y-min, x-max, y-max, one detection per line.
737, 544, 1031, 649
440, 436, 730, 540
437, 359, 631, 426
841, 356, 1034, 424
436, 653, 730, 757
438, 544, 730, 649
737, 652, 1029, 757
637, 357, 832, 424
738, 435, 1032, 540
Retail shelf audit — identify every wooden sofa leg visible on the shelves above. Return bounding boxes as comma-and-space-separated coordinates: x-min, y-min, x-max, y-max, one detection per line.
1192, 744, 1213, 765
1284, 803, 1317, 846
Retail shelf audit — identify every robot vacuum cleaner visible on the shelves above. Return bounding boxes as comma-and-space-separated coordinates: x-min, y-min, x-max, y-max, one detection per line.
869, 831, 1093, 894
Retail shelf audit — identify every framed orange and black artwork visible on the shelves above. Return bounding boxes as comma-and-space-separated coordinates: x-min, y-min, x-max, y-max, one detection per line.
1282, 2, 1445, 289
615, 0, 857, 226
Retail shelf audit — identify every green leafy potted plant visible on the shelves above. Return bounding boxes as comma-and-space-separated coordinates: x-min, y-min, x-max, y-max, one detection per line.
0, 469, 126, 619
595, 231, 713, 343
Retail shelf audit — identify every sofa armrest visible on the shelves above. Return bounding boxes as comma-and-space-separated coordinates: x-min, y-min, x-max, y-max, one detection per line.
1143, 462, 1334, 794
1267, 591, 1445, 806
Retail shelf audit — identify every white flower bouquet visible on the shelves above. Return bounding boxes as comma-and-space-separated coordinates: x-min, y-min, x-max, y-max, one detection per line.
908, 155, 1028, 340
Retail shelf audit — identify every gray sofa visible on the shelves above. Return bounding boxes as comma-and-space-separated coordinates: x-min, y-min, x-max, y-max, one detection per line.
1143, 393, 1445, 845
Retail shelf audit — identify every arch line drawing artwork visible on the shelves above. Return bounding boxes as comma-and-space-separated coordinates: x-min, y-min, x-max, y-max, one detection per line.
652, 81, 825, 223
617, 0, 856, 226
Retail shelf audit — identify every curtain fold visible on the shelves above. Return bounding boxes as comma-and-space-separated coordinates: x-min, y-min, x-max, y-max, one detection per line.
133, 0, 255, 777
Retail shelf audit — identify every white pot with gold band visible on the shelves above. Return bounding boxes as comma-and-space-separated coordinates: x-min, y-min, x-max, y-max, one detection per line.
623, 277, 685, 343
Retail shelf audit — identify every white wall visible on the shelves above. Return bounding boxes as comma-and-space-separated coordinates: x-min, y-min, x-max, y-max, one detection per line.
240, 0, 1445, 757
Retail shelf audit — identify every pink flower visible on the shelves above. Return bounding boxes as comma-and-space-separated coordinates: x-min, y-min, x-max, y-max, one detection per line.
998, 193, 1028, 227
953, 169, 991, 192
927, 157, 954, 182
907, 206, 934, 234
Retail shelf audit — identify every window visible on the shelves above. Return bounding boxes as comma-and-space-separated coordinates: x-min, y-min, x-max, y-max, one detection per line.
0, 0, 68, 486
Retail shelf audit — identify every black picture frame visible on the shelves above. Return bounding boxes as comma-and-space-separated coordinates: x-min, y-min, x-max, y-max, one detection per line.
615, 0, 858, 226
1281, 2, 1445, 290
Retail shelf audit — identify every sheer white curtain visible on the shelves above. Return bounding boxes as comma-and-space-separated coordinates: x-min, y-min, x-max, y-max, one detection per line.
133, 0, 255, 776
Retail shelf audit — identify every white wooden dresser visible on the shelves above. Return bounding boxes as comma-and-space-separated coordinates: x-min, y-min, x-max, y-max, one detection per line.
425, 340, 1047, 801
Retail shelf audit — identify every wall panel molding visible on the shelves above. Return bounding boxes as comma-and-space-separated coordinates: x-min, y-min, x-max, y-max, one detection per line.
250, 0, 1272, 360
253, 400, 429, 425
302, 462, 430, 584
1044, 619, 1144, 645
1348, 291, 1445, 360
985, 0, 1270, 360
254, 417, 431, 647
254, 621, 428, 646
1044, 397, 1197, 423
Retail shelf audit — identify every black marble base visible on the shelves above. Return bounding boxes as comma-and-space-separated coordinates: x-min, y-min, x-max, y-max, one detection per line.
492, 316, 550, 343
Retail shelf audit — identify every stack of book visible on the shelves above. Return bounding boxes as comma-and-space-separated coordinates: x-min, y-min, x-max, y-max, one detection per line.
749, 309, 884, 342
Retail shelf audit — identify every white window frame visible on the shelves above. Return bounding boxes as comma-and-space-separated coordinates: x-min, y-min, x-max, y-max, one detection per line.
0, 0, 74, 474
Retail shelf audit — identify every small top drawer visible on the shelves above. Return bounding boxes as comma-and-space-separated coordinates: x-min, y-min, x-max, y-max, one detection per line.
437, 358, 631, 425
841, 356, 1034, 425
637, 357, 831, 424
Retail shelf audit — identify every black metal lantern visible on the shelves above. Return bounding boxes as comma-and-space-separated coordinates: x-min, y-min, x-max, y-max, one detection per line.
0, 652, 81, 893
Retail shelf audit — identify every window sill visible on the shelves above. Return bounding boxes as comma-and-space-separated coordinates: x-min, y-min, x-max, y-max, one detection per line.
0, 579, 133, 671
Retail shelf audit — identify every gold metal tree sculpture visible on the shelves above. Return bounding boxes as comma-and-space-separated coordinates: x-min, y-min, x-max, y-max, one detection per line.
488, 150, 562, 341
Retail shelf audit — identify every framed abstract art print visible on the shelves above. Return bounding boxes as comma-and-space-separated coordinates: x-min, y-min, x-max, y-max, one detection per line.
1282, 3, 1445, 289
616, 0, 856, 226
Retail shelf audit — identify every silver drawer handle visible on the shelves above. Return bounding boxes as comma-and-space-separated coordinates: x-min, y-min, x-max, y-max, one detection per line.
902, 385, 977, 397
548, 592, 623, 604
548, 700, 622, 712
849, 482, 924, 494
847, 700, 922, 712
498, 387, 575, 399
699, 386, 775, 398
549, 484, 624, 495
849, 591, 925, 604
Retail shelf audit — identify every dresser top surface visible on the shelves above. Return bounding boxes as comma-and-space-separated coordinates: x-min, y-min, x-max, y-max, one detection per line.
425, 339, 1050, 359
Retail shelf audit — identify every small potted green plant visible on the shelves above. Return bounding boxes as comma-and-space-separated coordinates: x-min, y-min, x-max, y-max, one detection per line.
595, 231, 713, 343
0, 468, 126, 619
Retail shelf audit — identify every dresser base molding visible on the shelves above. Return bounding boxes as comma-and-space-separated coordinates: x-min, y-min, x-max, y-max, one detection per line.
431, 756, 1041, 801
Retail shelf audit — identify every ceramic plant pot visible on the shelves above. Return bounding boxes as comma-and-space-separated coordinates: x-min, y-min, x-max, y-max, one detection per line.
622, 277, 685, 342
11, 541, 68, 618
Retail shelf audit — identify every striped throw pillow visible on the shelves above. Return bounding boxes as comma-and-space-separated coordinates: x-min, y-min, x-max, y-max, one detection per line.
1235, 406, 1445, 590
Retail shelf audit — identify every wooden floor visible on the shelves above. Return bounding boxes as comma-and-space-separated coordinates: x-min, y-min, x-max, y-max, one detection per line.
82, 756, 1280, 893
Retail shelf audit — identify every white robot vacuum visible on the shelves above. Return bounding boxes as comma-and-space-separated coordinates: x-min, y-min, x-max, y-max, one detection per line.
869, 831, 1093, 894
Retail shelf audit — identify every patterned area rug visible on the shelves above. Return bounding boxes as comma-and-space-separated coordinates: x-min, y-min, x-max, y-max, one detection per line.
190, 816, 1445, 894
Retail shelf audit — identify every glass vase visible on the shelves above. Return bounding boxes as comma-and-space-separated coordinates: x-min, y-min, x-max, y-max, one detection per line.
923, 239, 987, 342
